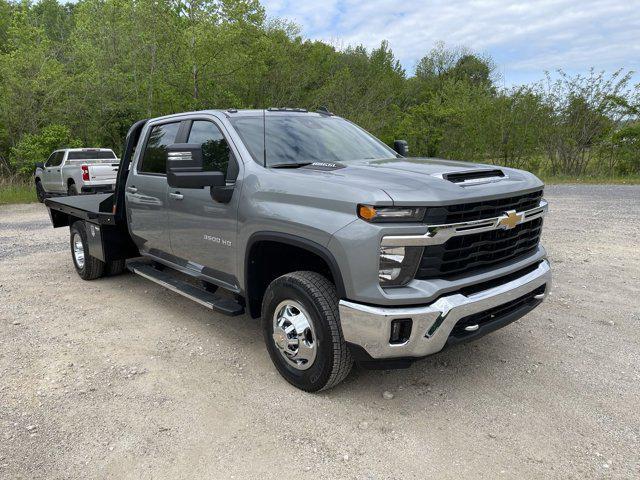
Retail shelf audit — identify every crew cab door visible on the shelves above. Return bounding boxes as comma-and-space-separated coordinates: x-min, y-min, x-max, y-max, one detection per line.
125, 121, 181, 257
42, 151, 64, 192
167, 118, 241, 289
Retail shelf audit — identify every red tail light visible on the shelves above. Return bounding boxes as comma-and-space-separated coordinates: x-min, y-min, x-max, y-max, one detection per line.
81, 165, 89, 181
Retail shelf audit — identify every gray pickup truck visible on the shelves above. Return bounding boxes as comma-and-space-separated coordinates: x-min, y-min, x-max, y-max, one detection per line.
44, 108, 550, 391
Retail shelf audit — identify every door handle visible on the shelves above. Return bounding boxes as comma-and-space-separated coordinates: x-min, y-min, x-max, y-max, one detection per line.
126, 186, 138, 193
55, 169, 60, 172
169, 192, 184, 200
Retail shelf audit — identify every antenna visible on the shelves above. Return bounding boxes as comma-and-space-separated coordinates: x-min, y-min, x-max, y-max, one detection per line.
262, 108, 267, 168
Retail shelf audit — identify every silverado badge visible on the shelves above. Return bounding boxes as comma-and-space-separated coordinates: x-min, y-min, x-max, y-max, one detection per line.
497, 210, 523, 230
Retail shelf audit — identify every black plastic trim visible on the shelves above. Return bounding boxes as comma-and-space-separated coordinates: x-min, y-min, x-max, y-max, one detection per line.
347, 343, 416, 369
244, 231, 347, 299
114, 119, 148, 224
445, 292, 544, 347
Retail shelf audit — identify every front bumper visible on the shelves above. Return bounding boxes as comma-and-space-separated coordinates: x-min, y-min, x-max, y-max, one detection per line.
339, 259, 551, 360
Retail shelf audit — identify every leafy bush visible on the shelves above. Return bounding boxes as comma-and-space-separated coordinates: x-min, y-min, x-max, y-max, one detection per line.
609, 122, 640, 175
9, 124, 81, 176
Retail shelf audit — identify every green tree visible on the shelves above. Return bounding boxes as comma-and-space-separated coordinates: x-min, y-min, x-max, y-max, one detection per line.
0, 5, 67, 150
541, 69, 634, 175
9, 124, 81, 175
0, 0, 638, 180
0, 0, 13, 53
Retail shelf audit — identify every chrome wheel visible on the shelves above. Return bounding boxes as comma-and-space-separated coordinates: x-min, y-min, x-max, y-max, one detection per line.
272, 300, 317, 370
72, 233, 85, 269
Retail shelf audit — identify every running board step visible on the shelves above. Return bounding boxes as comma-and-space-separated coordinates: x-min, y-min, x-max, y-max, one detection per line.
127, 261, 244, 316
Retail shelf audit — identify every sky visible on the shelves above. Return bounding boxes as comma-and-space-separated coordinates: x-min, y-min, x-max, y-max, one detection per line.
260, 0, 640, 86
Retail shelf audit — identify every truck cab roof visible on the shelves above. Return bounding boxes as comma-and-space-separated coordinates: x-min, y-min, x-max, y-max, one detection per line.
147, 108, 330, 123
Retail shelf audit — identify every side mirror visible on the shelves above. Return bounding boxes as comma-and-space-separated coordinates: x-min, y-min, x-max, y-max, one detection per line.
393, 140, 409, 156
35, 162, 45, 169
166, 143, 225, 189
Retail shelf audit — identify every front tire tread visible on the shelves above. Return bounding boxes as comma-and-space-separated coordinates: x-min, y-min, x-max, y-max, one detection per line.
262, 271, 352, 392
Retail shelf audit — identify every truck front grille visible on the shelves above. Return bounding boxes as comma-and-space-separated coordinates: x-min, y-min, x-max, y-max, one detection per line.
416, 217, 543, 279
423, 190, 543, 224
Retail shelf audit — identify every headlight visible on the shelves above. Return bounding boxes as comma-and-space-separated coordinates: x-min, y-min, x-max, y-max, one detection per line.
358, 204, 426, 223
379, 245, 423, 286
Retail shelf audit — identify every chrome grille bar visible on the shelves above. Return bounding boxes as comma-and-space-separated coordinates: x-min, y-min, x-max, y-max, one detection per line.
381, 199, 548, 247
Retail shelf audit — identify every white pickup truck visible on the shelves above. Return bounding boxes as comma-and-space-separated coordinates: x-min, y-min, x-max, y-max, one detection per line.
34, 148, 119, 201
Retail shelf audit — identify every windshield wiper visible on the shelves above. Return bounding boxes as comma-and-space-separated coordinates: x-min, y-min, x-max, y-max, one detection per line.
269, 162, 313, 169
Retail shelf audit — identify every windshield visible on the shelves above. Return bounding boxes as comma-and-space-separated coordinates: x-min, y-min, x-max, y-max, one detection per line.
229, 114, 396, 166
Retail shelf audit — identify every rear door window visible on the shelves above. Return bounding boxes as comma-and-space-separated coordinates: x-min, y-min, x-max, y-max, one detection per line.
139, 122, 181, 174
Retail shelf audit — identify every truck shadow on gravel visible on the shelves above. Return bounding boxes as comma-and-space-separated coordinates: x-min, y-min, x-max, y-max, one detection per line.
113, 269, 533, 402
337, 336, 525, 400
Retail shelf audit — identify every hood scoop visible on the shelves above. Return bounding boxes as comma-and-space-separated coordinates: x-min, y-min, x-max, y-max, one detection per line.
439, 169, 506, 186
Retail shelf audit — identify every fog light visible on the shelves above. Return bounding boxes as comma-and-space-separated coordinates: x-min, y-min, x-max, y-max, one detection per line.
390, 318, 412, 344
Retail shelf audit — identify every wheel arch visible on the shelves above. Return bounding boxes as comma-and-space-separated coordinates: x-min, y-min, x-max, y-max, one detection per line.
244, 232, 346, 318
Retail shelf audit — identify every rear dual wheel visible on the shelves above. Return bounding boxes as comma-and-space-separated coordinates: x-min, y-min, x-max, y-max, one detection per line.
69, 221, 126, 280
70, 221, 104, 280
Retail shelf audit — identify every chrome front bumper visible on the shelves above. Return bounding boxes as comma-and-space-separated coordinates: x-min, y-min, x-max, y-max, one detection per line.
339, 260, 551, 359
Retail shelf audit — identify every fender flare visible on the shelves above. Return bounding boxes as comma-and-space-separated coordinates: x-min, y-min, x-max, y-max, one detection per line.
244, 231, 346, 299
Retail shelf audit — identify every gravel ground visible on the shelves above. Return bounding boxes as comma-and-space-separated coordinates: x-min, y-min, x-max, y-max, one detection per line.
1, 185, 639, 480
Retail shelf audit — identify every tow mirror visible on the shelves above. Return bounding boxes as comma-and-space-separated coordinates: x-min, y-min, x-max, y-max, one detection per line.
393, 140, 409, 156
166, 143, 225, 189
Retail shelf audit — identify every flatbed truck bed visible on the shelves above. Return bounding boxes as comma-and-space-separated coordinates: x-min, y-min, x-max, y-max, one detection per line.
44, 193, 117, 225
44, 190, 137, 263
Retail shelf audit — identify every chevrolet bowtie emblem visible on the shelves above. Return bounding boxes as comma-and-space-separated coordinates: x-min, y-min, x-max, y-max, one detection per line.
497, 210, 523, 230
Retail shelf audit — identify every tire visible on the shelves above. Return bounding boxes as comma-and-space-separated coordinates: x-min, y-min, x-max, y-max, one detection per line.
261, 271, 353, 392
70, 221, 104, 280
105, 259, 126, 276
35, 180, 46, 203
67, 183, 78, 196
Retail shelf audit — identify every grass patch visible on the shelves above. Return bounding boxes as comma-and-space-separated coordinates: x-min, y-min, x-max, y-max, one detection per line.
540, 174, 640, 185
0, 173, 637, 207
0, 178, 37, 205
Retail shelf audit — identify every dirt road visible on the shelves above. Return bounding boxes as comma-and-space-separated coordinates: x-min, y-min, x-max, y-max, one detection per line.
1, 185, 639, 479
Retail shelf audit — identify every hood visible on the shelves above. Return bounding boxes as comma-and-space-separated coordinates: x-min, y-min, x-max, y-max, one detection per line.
290, 157, 544, 205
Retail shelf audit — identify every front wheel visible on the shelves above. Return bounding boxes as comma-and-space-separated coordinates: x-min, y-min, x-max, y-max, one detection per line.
70, 221, 104, 280
261, 271, 353, 392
